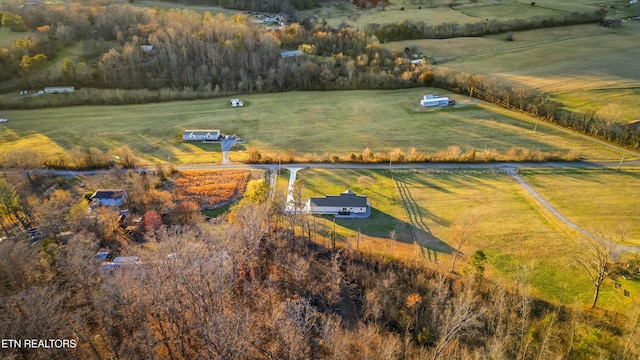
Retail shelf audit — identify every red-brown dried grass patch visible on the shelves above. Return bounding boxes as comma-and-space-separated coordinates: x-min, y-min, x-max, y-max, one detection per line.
171, 170, 251, 208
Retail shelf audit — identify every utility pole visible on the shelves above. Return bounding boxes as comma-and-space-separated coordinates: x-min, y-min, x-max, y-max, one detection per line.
617, 152, 625, 171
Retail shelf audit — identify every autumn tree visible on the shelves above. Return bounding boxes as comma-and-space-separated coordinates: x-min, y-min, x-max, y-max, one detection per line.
2, 148, 44, 183
95, 207, 122, 243
143, 210, 163, 232
0, 178, 31, 232
35, 189, 74, 239
171, 200, 201, 226
141, 189, 174, 214
242, 179, 270, 204
116, 145, 139, 169
1, 12, 27, 31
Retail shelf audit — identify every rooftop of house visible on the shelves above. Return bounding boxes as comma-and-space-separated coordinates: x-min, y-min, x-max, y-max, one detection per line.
310, 189, 368, 208
91, 189, 127, 199
183, 129, 220, 135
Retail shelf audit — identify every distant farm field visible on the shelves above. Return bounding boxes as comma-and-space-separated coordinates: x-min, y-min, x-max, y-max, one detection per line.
317, 5, 482, 29
455, 2, 564, 20
552, 89, 640, 125
390, 23, 640, 92
386, 22, 640, 123
0, 89, 626, 165
296, 167, 639, 311
311, 0, 615, 29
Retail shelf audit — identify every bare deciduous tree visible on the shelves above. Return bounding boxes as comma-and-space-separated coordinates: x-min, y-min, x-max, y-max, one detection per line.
575, 234, 616, 309
432, 286, 483, 360
450, 210, 478, 273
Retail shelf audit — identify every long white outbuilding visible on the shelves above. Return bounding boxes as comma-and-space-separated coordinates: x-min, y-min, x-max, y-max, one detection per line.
420, 94, 450, 107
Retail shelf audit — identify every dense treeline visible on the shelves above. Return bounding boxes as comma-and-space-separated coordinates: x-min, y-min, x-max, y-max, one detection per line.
0, 173, 639, 359
0, 1, 637, 151
366, 10, 605, 42
159, 0, 318, 12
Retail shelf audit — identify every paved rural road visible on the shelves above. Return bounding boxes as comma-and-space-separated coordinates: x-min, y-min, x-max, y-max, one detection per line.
48, 160, 640, 255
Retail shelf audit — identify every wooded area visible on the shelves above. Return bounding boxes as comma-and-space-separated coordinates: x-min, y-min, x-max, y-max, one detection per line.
1, 0, 639, 357
0, 166, 638, 358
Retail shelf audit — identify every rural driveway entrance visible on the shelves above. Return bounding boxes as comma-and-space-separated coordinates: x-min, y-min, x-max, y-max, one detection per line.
284, 167, 305, 213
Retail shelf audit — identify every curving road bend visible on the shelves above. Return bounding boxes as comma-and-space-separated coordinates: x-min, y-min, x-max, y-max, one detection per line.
504, 168, 639, 257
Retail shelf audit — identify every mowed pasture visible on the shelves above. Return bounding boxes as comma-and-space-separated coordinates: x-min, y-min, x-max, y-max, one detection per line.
552, 88, 640, 125
455, 2, 565, 20
307, 0, 608, 29
297, 168, 639, 311
0, 89, 625, 165
519, 168, 640, 246
315, 5, 483, 30
386, 21, 640, 123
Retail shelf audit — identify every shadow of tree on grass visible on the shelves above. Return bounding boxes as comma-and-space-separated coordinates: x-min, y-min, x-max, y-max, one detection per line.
331, 208, 454, 255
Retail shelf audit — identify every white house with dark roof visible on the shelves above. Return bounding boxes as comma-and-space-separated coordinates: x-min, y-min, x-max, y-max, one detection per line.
90, 189, 128, 207
182, 130, 221, 141
307, 189, 371, 218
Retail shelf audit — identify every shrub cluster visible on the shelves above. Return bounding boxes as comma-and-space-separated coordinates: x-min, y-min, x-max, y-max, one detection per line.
241, 146, 582, 164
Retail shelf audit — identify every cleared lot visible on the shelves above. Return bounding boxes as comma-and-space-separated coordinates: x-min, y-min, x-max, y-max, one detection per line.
297, 167, 639, 311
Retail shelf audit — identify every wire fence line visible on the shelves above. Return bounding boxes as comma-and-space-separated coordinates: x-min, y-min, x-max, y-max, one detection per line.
394, 168, 509, 175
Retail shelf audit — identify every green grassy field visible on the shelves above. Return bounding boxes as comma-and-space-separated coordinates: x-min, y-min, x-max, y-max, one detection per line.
455, 2, 565, 20
385, 22, 640, 124
519, 168, 640, 245
0, 88, 626, 165
297, 167, 639, 311
552, 89, 640, 125
0, 27, 28, 48
317, 5, 483, 29
307, 0, 617, 29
